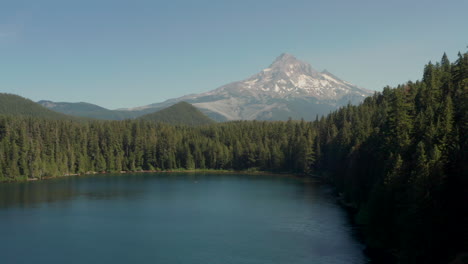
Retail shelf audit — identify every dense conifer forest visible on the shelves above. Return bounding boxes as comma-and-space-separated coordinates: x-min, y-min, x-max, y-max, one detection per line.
314, 52, 467, 263
0, 52, 466, 263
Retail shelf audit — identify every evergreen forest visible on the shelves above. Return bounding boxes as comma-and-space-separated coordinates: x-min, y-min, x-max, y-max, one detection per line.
0, 52, 466, 263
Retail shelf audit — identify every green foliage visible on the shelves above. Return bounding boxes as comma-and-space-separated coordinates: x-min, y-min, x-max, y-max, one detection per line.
0, 118, 315, 181
315, 51, 467, 263
139, 102, 216, 126
0, 51, 466, 264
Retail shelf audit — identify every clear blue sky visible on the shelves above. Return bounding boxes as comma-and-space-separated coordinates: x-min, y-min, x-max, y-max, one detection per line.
1, 0, 467, 109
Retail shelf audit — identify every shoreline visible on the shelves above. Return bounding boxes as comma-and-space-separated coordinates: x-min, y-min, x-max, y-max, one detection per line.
2, 169, 314, 183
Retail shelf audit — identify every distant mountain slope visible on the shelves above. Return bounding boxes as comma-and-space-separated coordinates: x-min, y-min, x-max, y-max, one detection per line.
138, 102, 215, 125
122, 53, 373, 121
37, 53, 372, 121
0, 93, 81, 120
37, 100, 154, 120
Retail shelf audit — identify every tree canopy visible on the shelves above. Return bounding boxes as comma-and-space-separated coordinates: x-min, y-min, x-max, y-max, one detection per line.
0, 51, 466, 263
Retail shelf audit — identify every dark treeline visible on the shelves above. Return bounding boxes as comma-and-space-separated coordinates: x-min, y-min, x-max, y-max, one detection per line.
0, 52, 466, 263
315, 52, 467, 263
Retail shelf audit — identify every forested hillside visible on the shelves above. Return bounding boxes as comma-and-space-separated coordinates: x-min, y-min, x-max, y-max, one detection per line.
139, 102, 215, 125
0, 52, 466, 263
0, 94, 82, 120
37, 100, 146, 120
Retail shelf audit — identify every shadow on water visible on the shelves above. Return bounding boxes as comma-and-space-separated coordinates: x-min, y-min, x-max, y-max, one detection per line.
323, 182, 394, 264
0, 174, 152, 208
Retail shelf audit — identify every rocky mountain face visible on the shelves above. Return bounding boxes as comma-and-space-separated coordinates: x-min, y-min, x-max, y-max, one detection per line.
129, 53, 372, 121
222, 53, 368, 100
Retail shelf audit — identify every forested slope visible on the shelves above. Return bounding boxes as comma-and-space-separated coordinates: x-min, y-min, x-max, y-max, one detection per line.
0, 94, 82, 120
139, 102, 215, 125
0, 52, 466, 263
37, 100, 144, 120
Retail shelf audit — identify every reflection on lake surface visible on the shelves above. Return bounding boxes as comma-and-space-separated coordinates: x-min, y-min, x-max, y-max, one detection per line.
0, 173, 367, 264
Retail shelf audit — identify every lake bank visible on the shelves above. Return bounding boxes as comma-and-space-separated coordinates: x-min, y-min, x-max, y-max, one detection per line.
1, 168, 315, 183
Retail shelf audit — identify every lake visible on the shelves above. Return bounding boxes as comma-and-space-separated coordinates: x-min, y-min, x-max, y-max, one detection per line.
0, 173, 367, 264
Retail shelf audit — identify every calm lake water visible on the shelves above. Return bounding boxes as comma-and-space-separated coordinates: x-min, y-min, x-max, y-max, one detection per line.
0, 173, 367, 264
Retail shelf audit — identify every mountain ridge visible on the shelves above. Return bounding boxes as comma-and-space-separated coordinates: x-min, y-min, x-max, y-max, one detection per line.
0, 93, 84, 120
38, 53, 372, 121
127, 53, 372, 121
138, 102, 215, 125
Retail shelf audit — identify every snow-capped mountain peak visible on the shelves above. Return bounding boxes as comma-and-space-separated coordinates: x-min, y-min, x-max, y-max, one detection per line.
123, 53, 372, 121
226, 53, 368, 99
268, 53, 319, 76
